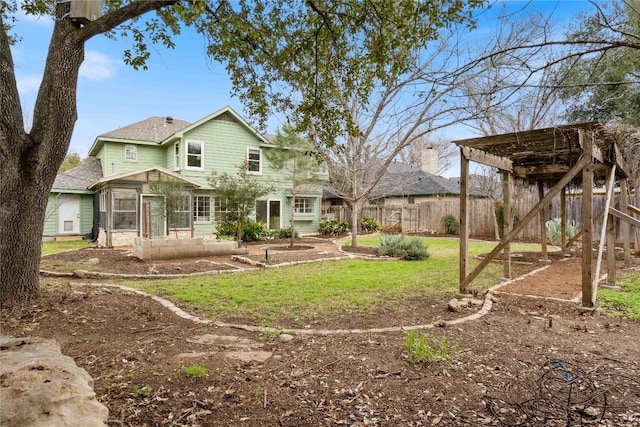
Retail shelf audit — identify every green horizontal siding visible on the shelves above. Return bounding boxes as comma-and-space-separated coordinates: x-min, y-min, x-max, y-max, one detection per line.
43, 196, 59, 235
80, 194, 94, 235
98, 142, 165, 176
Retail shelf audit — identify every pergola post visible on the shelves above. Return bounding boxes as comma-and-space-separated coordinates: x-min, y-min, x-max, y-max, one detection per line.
538, 181, 548, 259
459, 149, 470, 293
581, 130, 594, 307
606, 167, 617, 286
502, 171, 512, 278
620, 178, 631, 264
560, 187, 567, 254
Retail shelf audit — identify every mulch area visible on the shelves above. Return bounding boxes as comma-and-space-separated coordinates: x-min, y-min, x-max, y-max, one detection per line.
2, 238, 639, 426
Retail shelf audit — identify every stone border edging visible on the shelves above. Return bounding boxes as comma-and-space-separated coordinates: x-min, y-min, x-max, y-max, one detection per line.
40, 265, 257, 280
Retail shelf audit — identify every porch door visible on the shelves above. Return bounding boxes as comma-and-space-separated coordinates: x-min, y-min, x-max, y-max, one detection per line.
141, 196, 166, 238
58, 194, 80, 234
256, 200, 281, 230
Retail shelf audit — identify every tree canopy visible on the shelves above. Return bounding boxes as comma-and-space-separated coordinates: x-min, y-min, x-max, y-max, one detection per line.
558, 1, 640, 126
1, 0, 488, 304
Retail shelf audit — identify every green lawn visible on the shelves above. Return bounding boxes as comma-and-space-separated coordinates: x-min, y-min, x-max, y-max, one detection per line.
42, 239, 90, 256
126, 236, 546, 326
599, 271, 640, 320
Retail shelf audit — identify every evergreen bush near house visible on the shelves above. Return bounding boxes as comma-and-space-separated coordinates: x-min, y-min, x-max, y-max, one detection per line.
318, 219, 350, 236
442, 214, 459, 234
378, 234, 429, 260
361, 217, 381, 233
241, 220, 269, 242
215, 220, 269, 242
272, 226, 299, 239
214, 221, 236, 239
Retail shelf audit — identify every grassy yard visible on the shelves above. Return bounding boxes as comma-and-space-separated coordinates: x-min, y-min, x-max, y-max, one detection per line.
42, 239, 90, 256
599, 271, 640, 320
126, 237, 546, 326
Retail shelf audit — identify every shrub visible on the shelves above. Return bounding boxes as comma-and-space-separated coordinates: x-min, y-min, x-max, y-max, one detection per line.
214, 220, 236, 239
378, 234, 429, 260
318, 218, 350, 236
405, 331, 455, 363
242, 220, 269, 242
272, 226, 299, 239
545, 218, 579, 244
442, 214, 459, 234
361, 217, 381, 233
215, 220, 269, 242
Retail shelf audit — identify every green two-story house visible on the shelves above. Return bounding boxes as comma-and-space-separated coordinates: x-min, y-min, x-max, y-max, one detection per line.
45, 106, 326, 247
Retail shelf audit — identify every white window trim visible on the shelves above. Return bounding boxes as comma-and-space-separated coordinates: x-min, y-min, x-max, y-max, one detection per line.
247, 147, 262, 175
124, 144, 138, 162
294, 197, 314, 214
173, 142, 180, 171
185, 140, 204, 171
193, 195, 211, 223
112, 189, 138, 231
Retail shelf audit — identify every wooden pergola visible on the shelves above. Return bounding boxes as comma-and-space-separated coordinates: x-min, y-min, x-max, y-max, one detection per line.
453, 122, 637, 307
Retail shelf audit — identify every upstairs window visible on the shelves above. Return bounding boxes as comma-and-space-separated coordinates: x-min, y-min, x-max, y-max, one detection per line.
174, 143, 180, 170
186, 140, 203, 169
124, 145, 137, 161
294, 197, 314, 214
247, 148, 261, 174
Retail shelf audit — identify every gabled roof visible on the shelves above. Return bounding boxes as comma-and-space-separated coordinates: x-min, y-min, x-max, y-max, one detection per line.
88, 106, 271, 156
52, 158, 103, 193
89, 116, 190, 156
163, 105, 271, 145
371, 167, 460, 198
100, 116, 190, 142
88, 166, 201, 190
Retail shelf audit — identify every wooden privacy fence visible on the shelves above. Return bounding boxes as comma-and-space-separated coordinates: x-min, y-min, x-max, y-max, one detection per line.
325, 190, 637, 243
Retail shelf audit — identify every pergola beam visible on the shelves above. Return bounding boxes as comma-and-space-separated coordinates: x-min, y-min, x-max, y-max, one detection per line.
609, 208, 640, 228
460, 146, 513, 172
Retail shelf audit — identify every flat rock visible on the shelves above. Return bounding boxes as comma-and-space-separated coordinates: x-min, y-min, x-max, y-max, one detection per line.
277, 334, 295, 343
225, 350, 273, 362
0, 336, 109, 427
187, 334, 261, 349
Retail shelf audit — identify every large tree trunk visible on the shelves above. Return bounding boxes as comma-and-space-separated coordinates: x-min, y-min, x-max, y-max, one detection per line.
1, 6, 83, 305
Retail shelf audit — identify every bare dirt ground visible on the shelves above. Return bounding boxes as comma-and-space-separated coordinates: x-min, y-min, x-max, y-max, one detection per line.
2, 239, 640, 426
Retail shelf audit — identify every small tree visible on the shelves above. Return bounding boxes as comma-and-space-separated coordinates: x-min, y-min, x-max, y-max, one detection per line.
208, 163, 273, 243
147, 176, 189, 237
58, 153, 82, 173
265, 124, 324, 247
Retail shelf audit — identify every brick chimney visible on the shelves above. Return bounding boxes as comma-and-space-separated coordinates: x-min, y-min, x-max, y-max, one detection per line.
420, 148, 439, 174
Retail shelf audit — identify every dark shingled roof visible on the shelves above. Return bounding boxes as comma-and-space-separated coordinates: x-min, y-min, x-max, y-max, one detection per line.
52, 158, 103, 191
371, 167, 460, 198
99, 116, 190, 142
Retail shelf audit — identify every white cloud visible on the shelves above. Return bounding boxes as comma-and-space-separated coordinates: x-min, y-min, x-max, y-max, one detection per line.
14, 9, 54, 26
79, 51, 118, 81
16, 75, 42, 94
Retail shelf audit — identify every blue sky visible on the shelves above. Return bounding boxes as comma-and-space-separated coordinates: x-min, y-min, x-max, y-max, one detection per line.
12, 0, 597, 177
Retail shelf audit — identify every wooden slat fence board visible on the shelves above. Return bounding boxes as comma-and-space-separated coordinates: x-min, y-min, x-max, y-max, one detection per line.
324, 190, 636, 244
